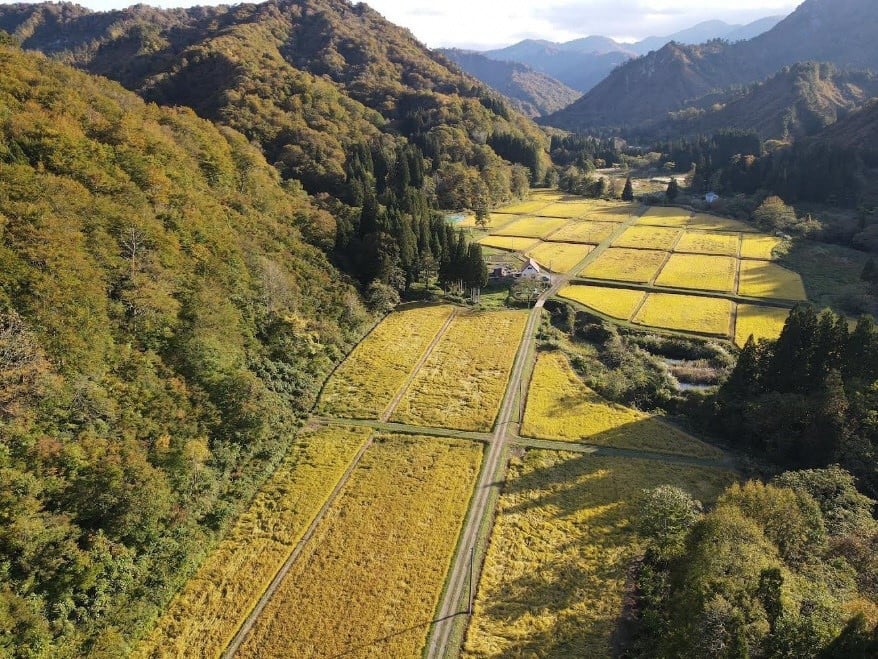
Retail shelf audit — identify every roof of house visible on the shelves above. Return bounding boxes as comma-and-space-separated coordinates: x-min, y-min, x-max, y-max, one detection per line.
523, 258, 541, 272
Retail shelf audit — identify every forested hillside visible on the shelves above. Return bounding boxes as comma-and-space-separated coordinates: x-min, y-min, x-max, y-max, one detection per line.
0, 44, 371, 656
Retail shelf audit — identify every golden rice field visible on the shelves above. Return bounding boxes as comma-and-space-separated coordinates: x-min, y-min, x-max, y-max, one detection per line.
688, 213, 758, 233
735, 304, 791, 347
633, 292, 733, 336
558, 284, 645, 320
526, 242, 594, 273
536, 201, 596, 219
317, 305, 454, 419
479, 235, 541, 252
675, 231, 740, 256
391, 310, 527, 431
581, 248, 668, 283
654, 253, 737, 293
547, 220, 618, 244
738, 260, 807, 300
637, 206, 692, 227
612, 225, 681, 250
458, 213, 516, 229
584, 203, 639, 223
740, 235, 783, 260
522, 351, 722, 458
494, 199, 553, 214
132, 426, 371, 659
463, 450, 735, 658
493, 217, 570, 239
237, 435, 482, 659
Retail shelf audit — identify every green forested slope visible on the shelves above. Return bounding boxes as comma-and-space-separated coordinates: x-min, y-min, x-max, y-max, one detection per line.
0, 45, 370, 657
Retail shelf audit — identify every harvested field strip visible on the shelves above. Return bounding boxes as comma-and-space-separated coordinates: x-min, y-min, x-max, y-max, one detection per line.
580, 248, 668, 284
317, 305, 454, 419
463, 450, 734, 658
493, 217, 569, 239
633, 292, 733, 337
526, 242, 594, 273
535, 202, 597, 218
689, 213, 758, 233
558, 284, 645, 321
740, 235, 783, 260
612, 225, 681, 250
132, 426, 371, 659
547, 220, 618, 244
738, 260, 807, 300
522, 351, 722, 458
735, 304, 790, 347
675, 231, 739, 256
479, 235, 541, 252
236, 435, 482, 659
391, 310, 528, 431
654, 253, 737, 293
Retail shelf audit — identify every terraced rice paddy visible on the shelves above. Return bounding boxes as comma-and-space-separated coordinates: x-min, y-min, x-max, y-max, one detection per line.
581, 248, 668, 283
654, 254, 737, 293
688, 213, 758, 232
547, 220, 618, 245
638, 206, 692, 227
458, 213, 516, 229
493, 217, 570, 239
479, 235, 540, 252
536, 201, 596, 219
740, 235, 784, 260
738, 260, 807, 300
522, 352, 722, 458
633, 293, 733, 336
237, 435, 482, 659
391, 310, 527, 431
463, 450, 734, 658
133, 426, 371, 659
612, 225, 681, 250
675, 231, 739, 256
583, 203, 638, 223
735, 304, 791, 347
494, 199, 552, 215
317, 305, 454, 418
526, 242, 593, 273
558, 285, 645, 320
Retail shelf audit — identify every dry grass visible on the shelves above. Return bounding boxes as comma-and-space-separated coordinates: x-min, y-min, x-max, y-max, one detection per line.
548, 220, 618, 244
654, 253, 737, 293
638, 206, 692, 227
740, 235, 784, 260
463, 450, 735, 658
738, 260, 807, 300
536, 201, 599, 219
558, 285, 645, 321
688, 213, 758, 233
612, 225, 681, 250
317, 305, 454, 419
581, 248, 668, 283
633, 293, 733, 337
493, 217, 570, 239
479, 235, 541, 252
391, 310, 528, 431
132, 426, 371, 659
237, 435, 482, 659
526, 242, 594, 273
735, 304, 791, 347
675, 231, 740, 256
522, 351, 722, 458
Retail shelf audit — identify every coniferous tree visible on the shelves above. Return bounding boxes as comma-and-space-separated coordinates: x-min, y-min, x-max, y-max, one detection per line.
622, 176, 634, 201
666, 177, 680, 202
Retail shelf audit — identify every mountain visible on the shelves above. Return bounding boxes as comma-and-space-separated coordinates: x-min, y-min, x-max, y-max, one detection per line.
437, 49, 580, 117
631, 17, 783, 56
0, 40, 373, 656
543, 0, 878, 133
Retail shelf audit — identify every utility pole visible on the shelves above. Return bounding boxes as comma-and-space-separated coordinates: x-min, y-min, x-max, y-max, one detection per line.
469, 545, 475, 615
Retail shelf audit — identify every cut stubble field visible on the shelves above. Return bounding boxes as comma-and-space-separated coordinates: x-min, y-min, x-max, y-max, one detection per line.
479, 235, 540, 252
675, 231, 739, 256
237, 435, 482, 659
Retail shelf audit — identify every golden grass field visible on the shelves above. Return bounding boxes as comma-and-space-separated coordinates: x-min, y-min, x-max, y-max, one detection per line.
237, 435, 482, 659
463, 450, 735, 658
547, 220, 618, 244
536, 201, 597, 219
522, 351, 722, 458
612, 225, 681, 250
526, 242, 594, 273
132, 426, 371, 659
317, 305, 454, 419
581, 248, 668, 283
582, 202, 639, 223
675, 231, 739, 256
654, 253, 737, 293
391, 310, 527, 431
735, 304, 791, 347
740, 235, 783, 260
633, 293, 733, 337
479, 235, 541, 252
558, 284, 645, 320
738, 260, 807, 300
637, 206, 692, 227
493, 217, 570, 239
494, 200, 553, 215
688, 213, 758, 233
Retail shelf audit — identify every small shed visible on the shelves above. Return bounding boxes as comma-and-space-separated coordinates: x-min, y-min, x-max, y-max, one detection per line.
705, 192, 720, 204
490, 265, 512, 279
520, 258, 542, 278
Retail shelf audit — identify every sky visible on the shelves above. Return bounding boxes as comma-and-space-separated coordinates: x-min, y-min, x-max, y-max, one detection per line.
8, 0, 804, 49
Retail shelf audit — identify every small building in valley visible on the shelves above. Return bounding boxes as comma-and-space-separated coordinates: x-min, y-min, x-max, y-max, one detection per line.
520, 258, 542, 278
